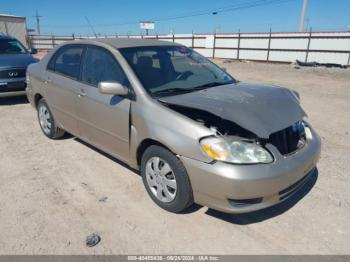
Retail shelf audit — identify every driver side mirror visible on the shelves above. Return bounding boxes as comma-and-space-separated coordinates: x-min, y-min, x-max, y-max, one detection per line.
98, 81, 129, 96
30, 48, 38, 54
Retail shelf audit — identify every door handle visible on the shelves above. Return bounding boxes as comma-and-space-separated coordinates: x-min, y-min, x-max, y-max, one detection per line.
78, 89, 86, 97
44, 78, 52, 84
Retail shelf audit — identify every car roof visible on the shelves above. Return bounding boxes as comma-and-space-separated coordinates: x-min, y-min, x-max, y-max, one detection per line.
74, 38, 182, 49
0, 34, 16, 40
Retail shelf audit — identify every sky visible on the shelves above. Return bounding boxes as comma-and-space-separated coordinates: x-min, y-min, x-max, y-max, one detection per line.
1, 0, 349, 35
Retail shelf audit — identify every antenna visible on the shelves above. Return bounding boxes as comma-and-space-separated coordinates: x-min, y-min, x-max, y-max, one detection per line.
85, 16, 97, 37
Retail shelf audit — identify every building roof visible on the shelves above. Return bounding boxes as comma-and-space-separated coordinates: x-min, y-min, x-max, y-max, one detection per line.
77, 38, 181, 49
0, 14, 26, 19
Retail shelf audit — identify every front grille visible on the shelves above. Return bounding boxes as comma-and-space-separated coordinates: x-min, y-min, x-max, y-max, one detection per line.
0, 68, 26, 79
228, 197, 263, 207
268, 122, 306, 155
0, 81, 26, 93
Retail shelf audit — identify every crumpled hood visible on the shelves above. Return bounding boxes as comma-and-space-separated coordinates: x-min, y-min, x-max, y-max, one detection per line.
0, 54, 38, 69
159, 82, 306, 138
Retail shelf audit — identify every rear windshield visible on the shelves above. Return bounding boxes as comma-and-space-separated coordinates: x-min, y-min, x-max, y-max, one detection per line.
0, 39, 28, 55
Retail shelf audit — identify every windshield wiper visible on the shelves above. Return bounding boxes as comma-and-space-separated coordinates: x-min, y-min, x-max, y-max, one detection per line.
152, 81, 235, 97
192, 81, 234, 90
152, 87, 194, 97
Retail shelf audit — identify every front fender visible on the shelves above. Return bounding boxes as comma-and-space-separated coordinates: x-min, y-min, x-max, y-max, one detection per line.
129, 95, 214, 169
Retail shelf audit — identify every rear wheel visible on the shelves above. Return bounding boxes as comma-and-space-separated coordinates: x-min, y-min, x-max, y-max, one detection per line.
37, 98, 65, 139
141, 145, 193, 213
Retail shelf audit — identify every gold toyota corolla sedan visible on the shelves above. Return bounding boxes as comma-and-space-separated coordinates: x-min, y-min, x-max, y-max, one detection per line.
26, 38, 321, 213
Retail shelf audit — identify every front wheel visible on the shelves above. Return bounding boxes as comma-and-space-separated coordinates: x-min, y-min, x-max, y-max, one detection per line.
37, 98, 65, 139
141, 145, 194, 213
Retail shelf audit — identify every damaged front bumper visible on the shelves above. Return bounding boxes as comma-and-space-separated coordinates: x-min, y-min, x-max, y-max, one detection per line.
180, 125, 321, 213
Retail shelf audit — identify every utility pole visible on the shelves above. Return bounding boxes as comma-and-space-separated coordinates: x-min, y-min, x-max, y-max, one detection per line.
34, 10, 42, 35
299, 0, 308, 32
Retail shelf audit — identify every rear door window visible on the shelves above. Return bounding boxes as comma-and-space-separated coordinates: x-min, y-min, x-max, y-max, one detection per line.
48, 45, 84, 79
81, 46, 129, 87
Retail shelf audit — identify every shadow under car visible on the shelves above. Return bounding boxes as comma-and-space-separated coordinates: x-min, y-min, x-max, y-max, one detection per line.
0, 96, 28, 105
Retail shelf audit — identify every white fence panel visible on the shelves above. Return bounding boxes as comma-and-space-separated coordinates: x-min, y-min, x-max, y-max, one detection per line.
216, 38, 239, 48
269, 51, 307, 62
193, 38, 205, 47
194, 48, 212, 57
129, 35, 142, 38
270, 38, 308, 50
310, 38, 350, 51
308, 52, 349, 64
215, 49, 237, 59
240, 38, 269, 48
239, 50, 268, 60
161, 38, 174, 43
28, 31, 350, 65
175, 38, 192, 47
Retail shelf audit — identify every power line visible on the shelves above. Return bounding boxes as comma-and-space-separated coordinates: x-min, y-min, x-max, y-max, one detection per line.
42, 0, 292, 29
151, 0, 292, 23
85, 16, 97, 37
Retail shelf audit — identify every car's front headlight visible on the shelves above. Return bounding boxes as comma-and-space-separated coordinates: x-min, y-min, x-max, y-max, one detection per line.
200, 137, 273, 164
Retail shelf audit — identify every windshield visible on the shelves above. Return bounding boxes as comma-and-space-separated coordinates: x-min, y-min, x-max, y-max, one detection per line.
0, 39, 28, 55
119, 45, 235, 97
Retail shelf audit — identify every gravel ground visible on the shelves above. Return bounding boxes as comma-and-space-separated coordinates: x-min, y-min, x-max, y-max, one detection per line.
0, 60, 349, 254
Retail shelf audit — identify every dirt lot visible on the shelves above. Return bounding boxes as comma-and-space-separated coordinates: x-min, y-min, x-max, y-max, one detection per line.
0, 61, 349, 254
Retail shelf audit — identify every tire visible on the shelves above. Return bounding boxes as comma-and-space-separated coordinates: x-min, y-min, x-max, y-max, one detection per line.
37, 98, 65, 139
141, 145, 194, 213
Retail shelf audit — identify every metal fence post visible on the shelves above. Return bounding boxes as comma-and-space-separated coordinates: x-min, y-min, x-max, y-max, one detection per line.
191, 31, 194, 48
305, 27, 312, 62
51, 35, 55, 48
212, 32, 216, 59
237, 29, 241, 60
267, 28, 272, 62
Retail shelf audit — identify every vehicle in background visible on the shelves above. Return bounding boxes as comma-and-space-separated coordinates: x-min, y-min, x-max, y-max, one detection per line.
0, 34, 38, 98
26, 39, 321, 214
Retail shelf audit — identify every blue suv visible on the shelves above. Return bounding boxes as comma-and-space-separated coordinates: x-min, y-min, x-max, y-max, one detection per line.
0, 34, 39, 97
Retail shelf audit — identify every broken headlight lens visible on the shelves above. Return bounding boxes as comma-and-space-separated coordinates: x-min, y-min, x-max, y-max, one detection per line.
200, 137, 273, 164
